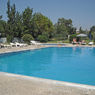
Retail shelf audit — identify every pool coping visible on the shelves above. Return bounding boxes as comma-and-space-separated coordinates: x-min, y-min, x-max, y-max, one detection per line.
0, 72, 95, 90
0, 45, 49, 54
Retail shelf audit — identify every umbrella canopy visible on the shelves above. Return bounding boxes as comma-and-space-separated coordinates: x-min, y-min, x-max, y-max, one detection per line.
77, 34, 87, 37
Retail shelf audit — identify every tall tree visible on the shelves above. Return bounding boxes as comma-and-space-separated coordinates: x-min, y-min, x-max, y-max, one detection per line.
32, 13, 54, 40
79, 27, 86, 33
90, 26, 95, 32
0, 20, 6, 37
6, 0, 16, 42
54, 18, 75, 40
22, 7, 33, 35
15, 12, 23, 38
7, 0, 10, 22
0, 15, 2, 20
90, 26, 95, 41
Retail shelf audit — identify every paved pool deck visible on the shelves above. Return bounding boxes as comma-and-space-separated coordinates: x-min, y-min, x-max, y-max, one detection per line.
0, 45, 48, 54
0, 44, 95, 95
0, 72, 95, 95
0, 44, 95, 54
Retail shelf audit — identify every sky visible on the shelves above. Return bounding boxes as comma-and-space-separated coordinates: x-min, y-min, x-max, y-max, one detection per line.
0, 0, 95, 30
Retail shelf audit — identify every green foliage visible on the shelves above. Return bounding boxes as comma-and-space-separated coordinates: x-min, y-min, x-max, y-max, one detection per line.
54, 24, 68, 40
69, 34, 77, 42
22, 7, 33, 35
7, 0, 10, 20
6, 0, 16, 42
93, 32, 95, 44
90, 26, 95, 32
7, 35, 13, 43
90, 26, 95, 41
0, 20, 6, 37
32, 13, 54, 40
15, 12, 23, 38
54, 18, 76, 40
38, 35, 48, 42
22, 34, 34, 44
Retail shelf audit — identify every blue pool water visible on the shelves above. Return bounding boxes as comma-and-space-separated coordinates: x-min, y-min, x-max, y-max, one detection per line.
0, 47, 95, 85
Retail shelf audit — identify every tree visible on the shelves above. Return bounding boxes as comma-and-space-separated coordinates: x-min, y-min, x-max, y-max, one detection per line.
32, 13, 54, 41
54, 18, 75, 40
0, 15, 2, 20
54, 22, 68, 40
0, 20, 6, 37
90, 26, 95, 32
22, 34, 34, 44
7, 0, 10, 22
90, 26, 95, 41
79, 27, 86, 33
6, 0, 16, 42
54, 18, 76, 40
0, 13, 6, 38
93, 32, 95, 43
15, 12, 23, 38
22, 7, 33, 35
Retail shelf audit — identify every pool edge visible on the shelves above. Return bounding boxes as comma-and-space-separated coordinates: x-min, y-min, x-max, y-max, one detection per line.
0, 72, 95, 90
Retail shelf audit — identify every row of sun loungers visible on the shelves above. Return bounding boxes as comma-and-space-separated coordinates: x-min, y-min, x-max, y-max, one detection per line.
0, 42, 28, 49
10, 42, 27, 47
72, 38, 94, 45
72, 41, 94, 45
0, 44, 11, 48
0, 41, 42, 49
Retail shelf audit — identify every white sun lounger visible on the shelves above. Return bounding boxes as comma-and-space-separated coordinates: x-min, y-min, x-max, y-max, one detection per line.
10, 42, 27, 47
88, 42, 94, 45
31, 41, 41, 45
10, 43, 16, 47
15, 42, 27, 47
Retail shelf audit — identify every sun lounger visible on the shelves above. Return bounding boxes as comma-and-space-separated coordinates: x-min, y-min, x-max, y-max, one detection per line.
0, 44, 11, 48
81, 40, 86, 45
31, 41, 41, 45
0, 44, 3, 48
88, 42, 94, 45
3, 44, 11, 48
15, 42, 27, 47
0, 44, 5, 48
81, 43, 86, 45
72, 38, 78, 44
10, 43, 16, 47
72, 41, 77, 44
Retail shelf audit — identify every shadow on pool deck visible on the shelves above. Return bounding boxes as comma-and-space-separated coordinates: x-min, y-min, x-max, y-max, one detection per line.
0, 72, 95, 95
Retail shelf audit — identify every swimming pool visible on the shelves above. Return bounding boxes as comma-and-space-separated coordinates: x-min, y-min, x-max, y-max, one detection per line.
0, 47, 95, 86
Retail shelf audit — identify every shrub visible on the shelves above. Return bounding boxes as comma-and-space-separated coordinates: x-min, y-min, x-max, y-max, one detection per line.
7, 35, 13, 43
38, 35, 48, 42
22, 34, 34, 44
